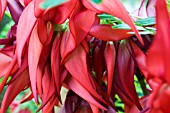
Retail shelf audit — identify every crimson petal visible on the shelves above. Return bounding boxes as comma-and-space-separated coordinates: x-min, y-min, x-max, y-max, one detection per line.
147, 0, 170, 82
89, 25, 132, 41
0, 68, 30, 113
28, 24, 43, 103
69, 9, 96, 46
34, 0, 45, 17
37, 44, 51, 98
104, 42, 116, 99
37, 20, 54, 45
0, 52, 12, 78
64, 45, 106, 105
19, 0, 32, 6
129, 40, 148, 78
61, 32, 76, 64
16, 2, 37, 66
37, 63, 56, 112
93, 41, 104, 85
54, 0, 78, 24
117, 42, 142, 110
0, 0, 7, 21
51, 36, 61, 99
0, 55, 17, 93
65, 76, 107, 110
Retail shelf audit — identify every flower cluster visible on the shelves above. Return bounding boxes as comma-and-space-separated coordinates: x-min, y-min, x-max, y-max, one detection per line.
0, 0, 169, 113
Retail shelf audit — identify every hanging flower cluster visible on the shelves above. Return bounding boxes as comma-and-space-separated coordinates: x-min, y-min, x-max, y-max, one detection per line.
0, 0, 169, 113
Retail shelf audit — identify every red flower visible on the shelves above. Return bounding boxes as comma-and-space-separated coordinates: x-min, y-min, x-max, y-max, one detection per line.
0, 0, 156, 112
147, 0, 170, 112
0, 0, 7, 21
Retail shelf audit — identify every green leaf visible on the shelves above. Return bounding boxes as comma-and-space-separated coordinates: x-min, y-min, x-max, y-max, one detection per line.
98, 14, 115, 20
112, 24, 146, 30
0, 12, 12, 33
128, 30, 154, 35
145, 27, 156, 31
98, 14, 124, 25
40, 0, 68, 9
115, 95, 124, 112
135, 17, 155, 26
167, 0, 170, 12
0, 12, 14, 41
91, 0, 102, 4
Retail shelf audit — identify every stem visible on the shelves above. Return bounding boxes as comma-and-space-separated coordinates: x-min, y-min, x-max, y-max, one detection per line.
136, 68, 149, 96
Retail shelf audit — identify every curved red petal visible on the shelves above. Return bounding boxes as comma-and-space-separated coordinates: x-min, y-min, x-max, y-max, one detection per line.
51, 36, 61, 99
0, 52, 12, 78
1, 68, 29, 113
54, 0, 78, 24
0, 0, 7, 21
117, 43, 142, 110
37, 20, 54, 45
104, 42, 116, 99
89, 25, 132, 41
147, 0, 170, 82
65, 76, 107, 110
16, 2, 37, 66
64, 45, 106, 105
69, 9, 96, 46
28, 24, 43, 103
